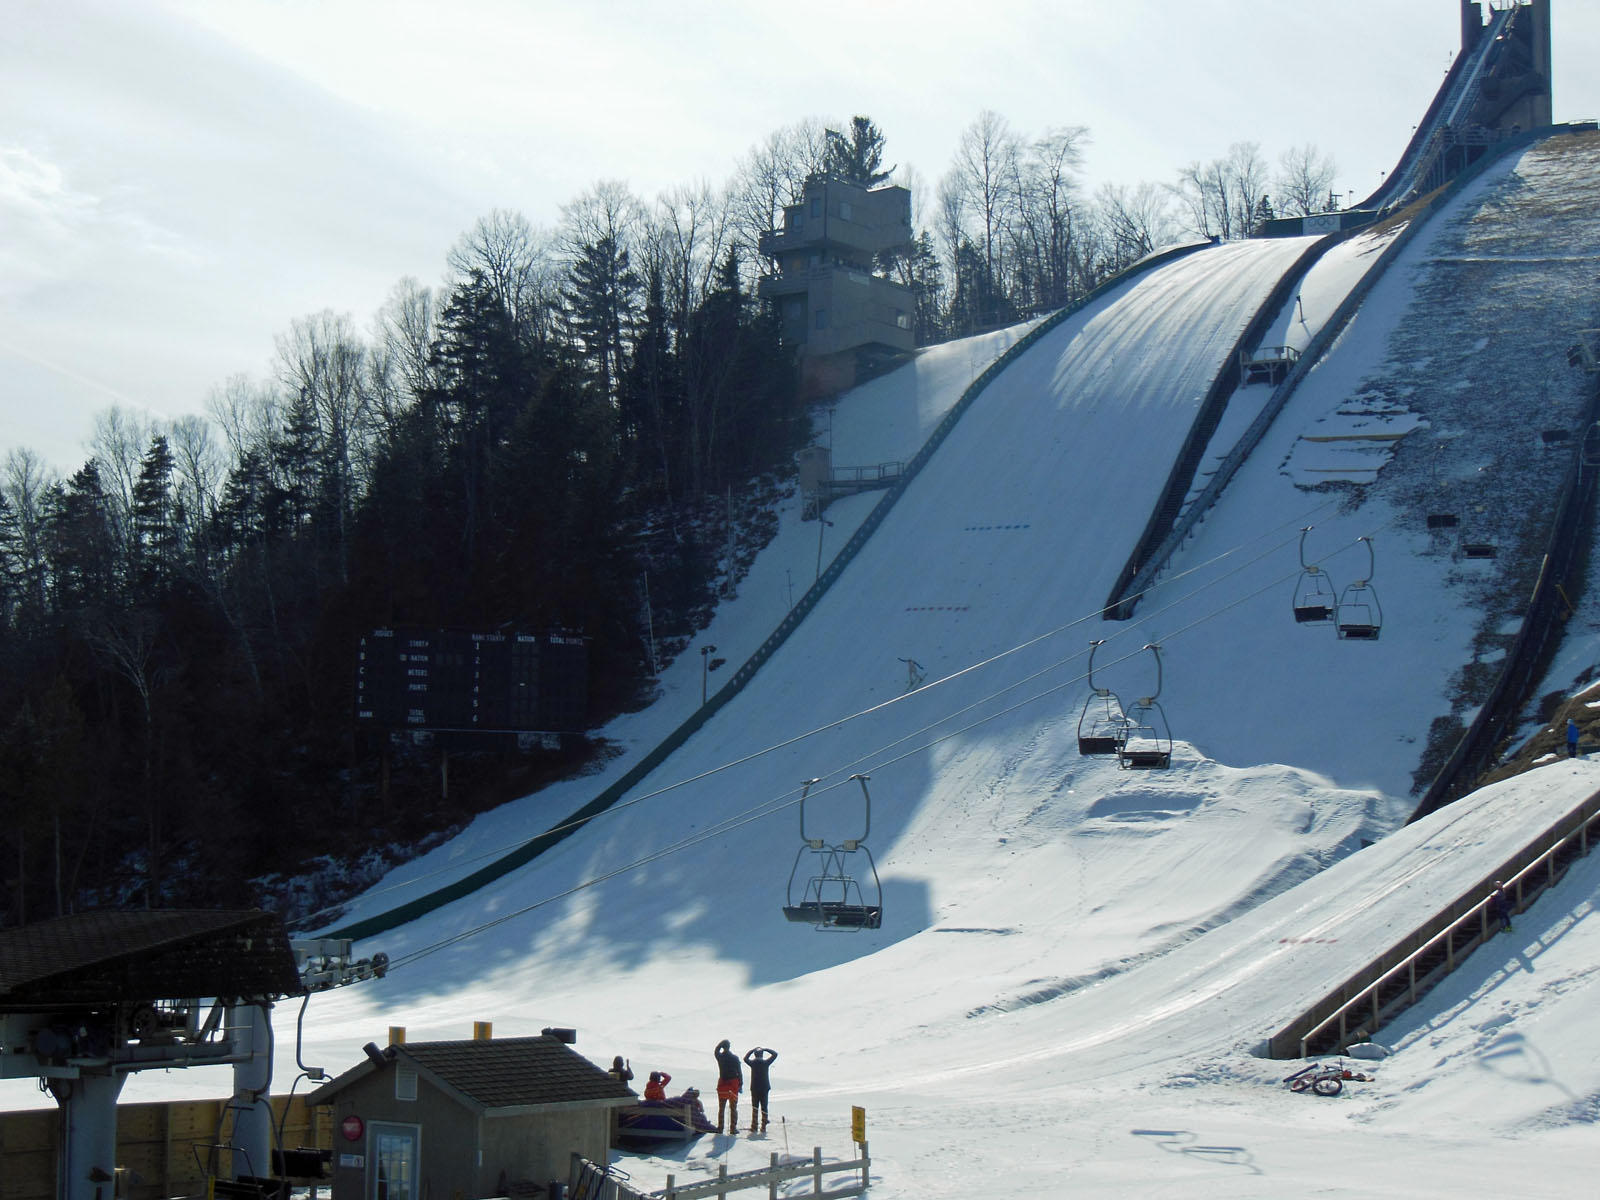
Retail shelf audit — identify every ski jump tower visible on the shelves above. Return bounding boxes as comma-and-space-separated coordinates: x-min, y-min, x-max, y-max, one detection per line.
758, 173, 917, 398
1398, 0, 1554, 200
1461, 0, 1552, 134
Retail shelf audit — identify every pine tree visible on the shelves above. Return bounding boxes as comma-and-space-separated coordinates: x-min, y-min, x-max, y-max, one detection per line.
825, 116, 893, 186
1252, 194, 1277, 234
46, 461, 119, 613
272, 390, 322, 535
131, 434, 178, 596
622, 261, 685, 502
427, 269, 536, 567
563, 235, 640, 406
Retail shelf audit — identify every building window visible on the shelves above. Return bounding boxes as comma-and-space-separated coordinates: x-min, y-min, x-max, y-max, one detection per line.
815, 308, 829, 331
810, 197, 821, 219
395, 1067, 418, 1101
896, 310, 910, 330
839, 200, 853, 221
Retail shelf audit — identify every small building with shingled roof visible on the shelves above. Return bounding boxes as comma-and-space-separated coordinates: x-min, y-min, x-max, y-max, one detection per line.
305, 1031, 634, 1199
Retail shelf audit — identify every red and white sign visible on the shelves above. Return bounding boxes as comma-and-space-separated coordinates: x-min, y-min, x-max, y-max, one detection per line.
340, 1114, 365, 1142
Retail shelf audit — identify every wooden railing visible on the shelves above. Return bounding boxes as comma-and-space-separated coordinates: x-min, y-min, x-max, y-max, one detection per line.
573, 1142, 870, 1200
1267, 783, 1600, 1058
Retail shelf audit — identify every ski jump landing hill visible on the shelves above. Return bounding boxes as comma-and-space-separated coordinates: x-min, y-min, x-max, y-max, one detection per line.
304, 8, 1600, 1092
328, 128, 1599, 958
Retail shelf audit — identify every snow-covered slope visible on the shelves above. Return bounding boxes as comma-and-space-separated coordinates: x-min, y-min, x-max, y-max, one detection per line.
9, 136, 1600, 1200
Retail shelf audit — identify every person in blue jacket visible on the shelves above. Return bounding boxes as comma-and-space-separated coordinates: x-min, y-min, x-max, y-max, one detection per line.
743, 1046, 778, 1132
1567, 717, 1580, 758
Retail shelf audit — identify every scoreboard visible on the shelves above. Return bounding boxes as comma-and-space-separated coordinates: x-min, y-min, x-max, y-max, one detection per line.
355, 628, 588, 733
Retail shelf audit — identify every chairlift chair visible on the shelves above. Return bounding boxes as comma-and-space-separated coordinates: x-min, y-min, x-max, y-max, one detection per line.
1336, 536, 1383, 640
1116, 645, 1173, 770
1077, 639, 1130, 754
1293, 527, 1337, 624
783, 775, 883, 931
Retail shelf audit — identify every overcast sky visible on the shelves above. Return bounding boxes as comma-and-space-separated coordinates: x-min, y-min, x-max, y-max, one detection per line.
4, 0, 1596, 473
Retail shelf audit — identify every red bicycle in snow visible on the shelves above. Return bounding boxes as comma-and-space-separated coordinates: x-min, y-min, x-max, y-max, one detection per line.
1283, 1061, 1373, 1096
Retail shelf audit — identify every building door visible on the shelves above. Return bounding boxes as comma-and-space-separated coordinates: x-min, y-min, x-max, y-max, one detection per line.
369, 1122, 421, 1200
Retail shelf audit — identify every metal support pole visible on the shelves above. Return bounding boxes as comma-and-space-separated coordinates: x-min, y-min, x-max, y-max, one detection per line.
230, 1002, 274, 1182
53, 1071, 127, 1200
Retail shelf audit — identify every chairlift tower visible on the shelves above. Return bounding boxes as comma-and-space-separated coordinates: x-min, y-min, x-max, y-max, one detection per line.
0, 913, 388, 1200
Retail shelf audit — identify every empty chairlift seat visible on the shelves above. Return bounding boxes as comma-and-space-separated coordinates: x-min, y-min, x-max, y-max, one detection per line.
783, 775, 883, 931
1293, 527, 1337, 625
1078, 639, 1130, 754
1335, 537, 1383, 641
1115, 644, 1174, 770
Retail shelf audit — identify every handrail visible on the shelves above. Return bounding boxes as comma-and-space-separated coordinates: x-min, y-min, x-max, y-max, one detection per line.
1369, 5, 1518, 211
324, 241, 1210, 941
1268, 782, 1600, 1058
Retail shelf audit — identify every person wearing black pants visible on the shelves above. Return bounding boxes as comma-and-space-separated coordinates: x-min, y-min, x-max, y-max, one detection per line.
743, 1046, 778, 1132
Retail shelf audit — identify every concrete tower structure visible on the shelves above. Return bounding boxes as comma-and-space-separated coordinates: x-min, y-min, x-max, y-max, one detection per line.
758, 173, 916, 397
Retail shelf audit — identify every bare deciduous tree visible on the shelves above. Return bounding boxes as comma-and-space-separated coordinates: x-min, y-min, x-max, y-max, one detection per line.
2, 447, 55, 620
1228, 142, 1270, 236
653, 180, 732, 330
205, 374, 281, 468
946, 109, 1023, 288
1095, 182, 1179, 267
90, 405, 159, 556
274, 310, 369, 579
445, 209, 556, 331
1012, 125, 1089, 309
1277, 144, 1339, 217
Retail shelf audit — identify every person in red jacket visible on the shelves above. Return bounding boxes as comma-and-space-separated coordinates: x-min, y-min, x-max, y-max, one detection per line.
713, 1039, 742, 1133
643, 1070, 670, 1101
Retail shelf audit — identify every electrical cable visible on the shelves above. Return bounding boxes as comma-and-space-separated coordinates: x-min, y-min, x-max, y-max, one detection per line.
363, 511, 1405, 979
293, 495, 1343, 929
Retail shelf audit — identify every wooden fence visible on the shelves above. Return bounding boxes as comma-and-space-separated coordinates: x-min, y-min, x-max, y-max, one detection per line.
0, 1095, 325, 1200
570, 1144, 871, 1200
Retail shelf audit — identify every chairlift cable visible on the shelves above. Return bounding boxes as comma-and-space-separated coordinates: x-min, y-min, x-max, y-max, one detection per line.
293, 500, 1340, 930
348, 510, 1412, 976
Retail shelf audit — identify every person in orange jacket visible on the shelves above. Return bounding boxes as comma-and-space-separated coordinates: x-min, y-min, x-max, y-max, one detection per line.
643, 1070, 670, 1101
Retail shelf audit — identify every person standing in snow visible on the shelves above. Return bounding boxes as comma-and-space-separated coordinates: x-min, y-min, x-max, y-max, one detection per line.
1567, 718, 1580, 758
1488, 882, 1513, 934
743, 1046, 778, 1132
713, 1039, 743, 1133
